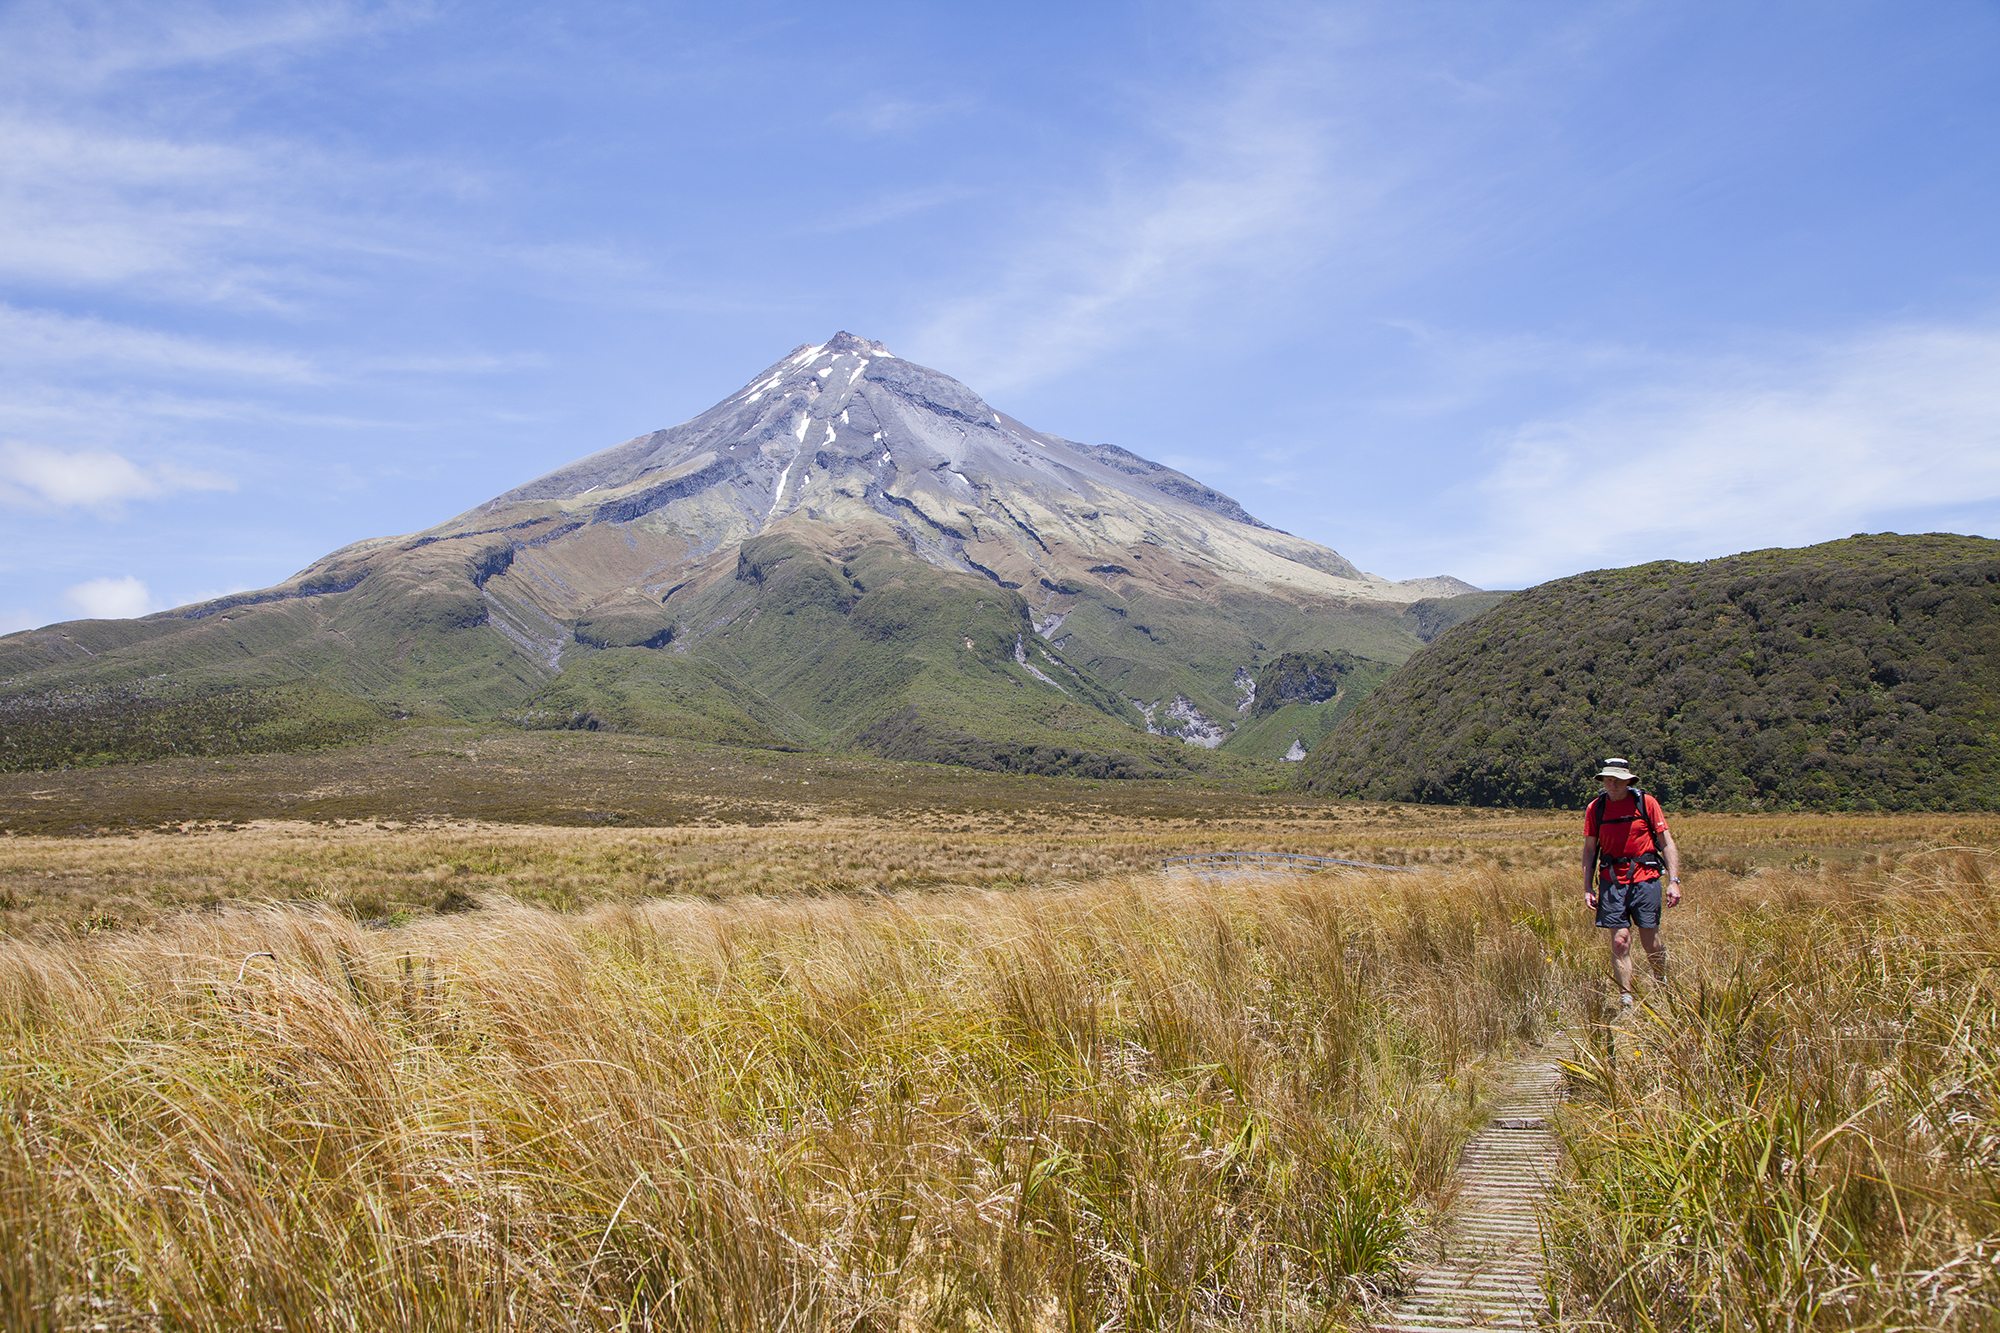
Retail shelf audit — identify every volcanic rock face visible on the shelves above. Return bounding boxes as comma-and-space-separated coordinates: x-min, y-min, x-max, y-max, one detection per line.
456, 332, 1442, 614
1, 334, 1477, 770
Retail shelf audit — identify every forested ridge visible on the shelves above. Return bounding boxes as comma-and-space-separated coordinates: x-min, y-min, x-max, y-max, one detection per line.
1301, 534, 2000, 809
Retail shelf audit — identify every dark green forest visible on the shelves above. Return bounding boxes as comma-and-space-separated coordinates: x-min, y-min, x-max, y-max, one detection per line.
1301, 534, 2000, 810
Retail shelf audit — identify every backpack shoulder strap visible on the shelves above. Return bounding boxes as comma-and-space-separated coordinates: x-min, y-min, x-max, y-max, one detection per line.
1629, 787, 1661, 841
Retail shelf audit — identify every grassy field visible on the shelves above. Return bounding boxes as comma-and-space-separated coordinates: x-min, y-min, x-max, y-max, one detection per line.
0, 724, 1294, 839
1, 749, 1995, 1328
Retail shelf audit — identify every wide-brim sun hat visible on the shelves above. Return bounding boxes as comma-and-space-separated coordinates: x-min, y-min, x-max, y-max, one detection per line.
1596, 758, 1637, 781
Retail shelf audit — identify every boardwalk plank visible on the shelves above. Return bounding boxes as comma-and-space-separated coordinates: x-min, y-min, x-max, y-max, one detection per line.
1370, 1046, 1564, 1333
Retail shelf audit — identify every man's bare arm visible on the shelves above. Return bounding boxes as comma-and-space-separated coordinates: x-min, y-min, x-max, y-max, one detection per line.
1660, 829, 1682, 906
1582, 835, 1599, 904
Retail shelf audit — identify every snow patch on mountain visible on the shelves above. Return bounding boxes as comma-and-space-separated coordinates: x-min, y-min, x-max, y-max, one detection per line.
768, 453, 801, 520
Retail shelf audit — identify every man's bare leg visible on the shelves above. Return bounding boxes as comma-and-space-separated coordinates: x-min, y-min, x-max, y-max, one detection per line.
1609, 926, 1634, 998
1637, 926, 1666, 984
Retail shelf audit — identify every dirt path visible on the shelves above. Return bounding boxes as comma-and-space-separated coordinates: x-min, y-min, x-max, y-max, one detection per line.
1372, 1042, 1565, 1332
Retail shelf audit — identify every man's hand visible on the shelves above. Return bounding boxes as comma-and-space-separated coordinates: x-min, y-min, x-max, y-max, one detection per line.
1584, 886, 1598, 910
1665, 879, 1682, 909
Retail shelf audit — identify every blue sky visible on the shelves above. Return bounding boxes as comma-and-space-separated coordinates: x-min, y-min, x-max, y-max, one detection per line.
3, 0, 1998, 632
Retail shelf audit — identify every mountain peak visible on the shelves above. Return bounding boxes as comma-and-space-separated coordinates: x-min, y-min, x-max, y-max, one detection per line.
473, 334, 1405, 603
821, 331, 892, 357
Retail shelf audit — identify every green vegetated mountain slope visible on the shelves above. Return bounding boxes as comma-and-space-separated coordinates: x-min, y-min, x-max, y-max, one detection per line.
0, 543, 550, 769
1, 334, 1478, 777
1215, 589, 1503, 761
1225, 650, 1399, 762
1301, 534, 2000, 809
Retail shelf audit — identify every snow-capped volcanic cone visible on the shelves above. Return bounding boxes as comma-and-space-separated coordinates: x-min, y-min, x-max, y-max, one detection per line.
2, 334, 1481, 769
467, 331, 1458, 604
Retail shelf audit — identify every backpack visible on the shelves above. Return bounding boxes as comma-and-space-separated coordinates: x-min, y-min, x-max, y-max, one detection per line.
1588, 787, 1666, 877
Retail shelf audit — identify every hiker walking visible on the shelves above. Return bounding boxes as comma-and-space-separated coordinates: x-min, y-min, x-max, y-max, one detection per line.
1581, 757, 1681, 1010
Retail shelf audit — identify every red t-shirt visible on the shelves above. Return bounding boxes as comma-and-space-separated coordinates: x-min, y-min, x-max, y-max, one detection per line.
1585, 792, 1668, 883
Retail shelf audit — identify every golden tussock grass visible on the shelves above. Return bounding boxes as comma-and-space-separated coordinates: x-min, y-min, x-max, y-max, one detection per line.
2, 867, 1559, 1330
0, 807, 1995, 1329
1545, 846, 2000, 1331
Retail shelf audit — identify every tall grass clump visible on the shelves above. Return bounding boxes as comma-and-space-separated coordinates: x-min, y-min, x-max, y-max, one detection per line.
1547, 849, 2000, 1331
0, 869, 1560, 1331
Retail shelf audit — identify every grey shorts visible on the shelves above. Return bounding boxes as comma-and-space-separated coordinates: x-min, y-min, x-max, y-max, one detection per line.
1596, 876, 1663, 930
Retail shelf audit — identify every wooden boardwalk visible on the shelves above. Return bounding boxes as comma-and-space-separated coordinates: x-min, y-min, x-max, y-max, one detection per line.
1371, 1045, 1565, 1332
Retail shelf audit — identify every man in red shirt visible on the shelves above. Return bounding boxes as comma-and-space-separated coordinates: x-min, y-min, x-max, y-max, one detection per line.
1581, 757, 1683, 1010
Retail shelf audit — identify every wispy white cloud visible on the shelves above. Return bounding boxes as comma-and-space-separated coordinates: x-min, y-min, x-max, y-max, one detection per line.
905, 3, 1649, 396
914, 52, 1352, 391
0, 441, 234, 512
0, 0, 747, 371
0, 115, 257, 186
0, 308, 526, 527
0, 3, 419, 306
0, 304, 319, 382
0, 119, 264, 298
0, 383, 411, 436
0, 112, 489, 309
0, 302, 541, 427
64, 574, 153, 620
1364, 320, 1664, 420
0, 1, 396, 89
1459, 321, 2000, 583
